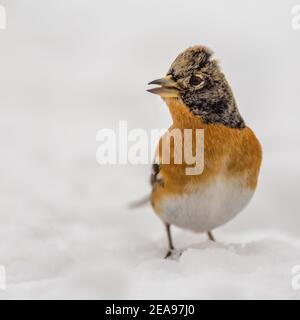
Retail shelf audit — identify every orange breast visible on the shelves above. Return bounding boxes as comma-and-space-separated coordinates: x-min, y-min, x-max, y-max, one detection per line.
151, 98, 262, 213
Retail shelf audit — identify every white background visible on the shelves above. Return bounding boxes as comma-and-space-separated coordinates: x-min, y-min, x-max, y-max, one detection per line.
0, 0, 300, 299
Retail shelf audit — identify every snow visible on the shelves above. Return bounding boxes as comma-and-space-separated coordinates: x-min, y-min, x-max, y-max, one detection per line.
0, 0, 300, 299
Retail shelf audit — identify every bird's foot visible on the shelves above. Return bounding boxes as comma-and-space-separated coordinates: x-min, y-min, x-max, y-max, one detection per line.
164, 250, 173, 259
164, 249, 183, 260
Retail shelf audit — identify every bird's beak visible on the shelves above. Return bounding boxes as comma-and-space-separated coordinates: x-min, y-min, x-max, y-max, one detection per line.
147, 75, 180, 98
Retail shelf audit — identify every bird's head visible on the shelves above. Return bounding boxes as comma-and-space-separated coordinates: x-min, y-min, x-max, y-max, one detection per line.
148, 45, 245, 128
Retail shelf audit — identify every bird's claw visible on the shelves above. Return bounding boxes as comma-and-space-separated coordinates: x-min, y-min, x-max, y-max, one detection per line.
164, 249, 183, 260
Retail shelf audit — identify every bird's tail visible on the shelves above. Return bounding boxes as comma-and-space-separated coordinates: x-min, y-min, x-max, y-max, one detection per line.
128, 195, 151, 209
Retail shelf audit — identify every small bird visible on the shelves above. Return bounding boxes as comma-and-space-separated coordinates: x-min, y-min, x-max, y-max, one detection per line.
147, 46, 262, 258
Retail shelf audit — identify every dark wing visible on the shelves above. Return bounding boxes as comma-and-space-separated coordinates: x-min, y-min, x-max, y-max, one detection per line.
150, 162, 164, 188
128, 162, 163, 209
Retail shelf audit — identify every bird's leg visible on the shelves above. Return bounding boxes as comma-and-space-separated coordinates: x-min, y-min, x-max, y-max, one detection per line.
207, 231, 215, 241
164, 224, 175, 258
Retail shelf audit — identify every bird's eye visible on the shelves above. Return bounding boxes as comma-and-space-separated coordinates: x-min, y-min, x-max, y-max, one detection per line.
189, 74, 204, 87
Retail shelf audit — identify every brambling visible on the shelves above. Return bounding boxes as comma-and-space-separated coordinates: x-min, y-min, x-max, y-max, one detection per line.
147, 46, 262, 258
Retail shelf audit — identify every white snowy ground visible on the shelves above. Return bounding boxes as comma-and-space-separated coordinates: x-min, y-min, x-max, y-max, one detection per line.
0, 106, 300, 300
0, 0, 300, 299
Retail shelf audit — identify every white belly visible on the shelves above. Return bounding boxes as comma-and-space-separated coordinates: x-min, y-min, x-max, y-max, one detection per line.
159, 177, 254, 232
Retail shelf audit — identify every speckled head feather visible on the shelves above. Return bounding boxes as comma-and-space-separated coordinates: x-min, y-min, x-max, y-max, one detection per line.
167, 46, 245, 129
168, 46, 213, 79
